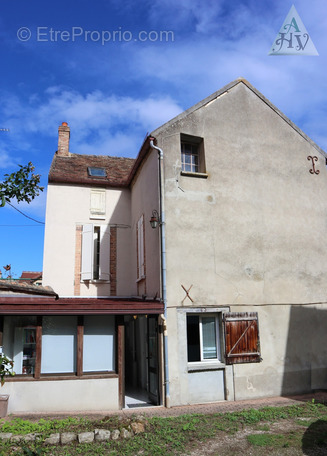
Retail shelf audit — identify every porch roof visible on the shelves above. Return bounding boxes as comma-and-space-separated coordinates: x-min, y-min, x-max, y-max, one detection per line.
0, 296, 164, 315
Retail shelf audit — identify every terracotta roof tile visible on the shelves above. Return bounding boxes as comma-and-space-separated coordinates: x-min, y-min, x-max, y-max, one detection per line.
49, 153, 136, 187
20, 271, 42, 280
0, 279, 58, 297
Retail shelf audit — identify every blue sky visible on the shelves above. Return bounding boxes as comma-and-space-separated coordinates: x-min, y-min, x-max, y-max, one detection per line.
0, 0, 326, 280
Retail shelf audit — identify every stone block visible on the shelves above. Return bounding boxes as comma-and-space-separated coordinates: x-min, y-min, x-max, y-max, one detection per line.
11, 435, 22, 443
0, 433, 12, 440
23, 433, 40, 442
94, 429, 111, 441
44, 433, 60, 445
61, 432, 77, 444
131, 422, 145, 434
121, 428, 132, 439
111, 429, 120, 440
78, 431, 94, 444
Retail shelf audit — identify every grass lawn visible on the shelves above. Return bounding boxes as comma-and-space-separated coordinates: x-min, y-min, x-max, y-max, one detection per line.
1, 401, 327, 455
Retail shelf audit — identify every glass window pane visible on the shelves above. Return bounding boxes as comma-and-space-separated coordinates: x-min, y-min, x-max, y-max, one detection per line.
83, 315, 115, 372
187, 315, 200, 362
41, 316, 77, 373
3, 316, 37, 375
87, 167, 106, 177
184, 153, 191, 164
202, 317, 217, 359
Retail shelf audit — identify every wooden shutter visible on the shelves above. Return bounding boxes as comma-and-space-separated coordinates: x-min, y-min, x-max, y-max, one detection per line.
223, 312, 261, 364
137, 215, 145, 279
99, 225, 110, 281
81, 224, 93, 280
90, 189, 106, 216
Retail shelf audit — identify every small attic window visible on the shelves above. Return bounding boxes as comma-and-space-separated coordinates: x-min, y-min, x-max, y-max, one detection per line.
87, 167, 106, 177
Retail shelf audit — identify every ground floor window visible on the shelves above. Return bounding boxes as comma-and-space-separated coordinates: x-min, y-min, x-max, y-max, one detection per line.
2, 315, 116, 377
187, 314, 221, 363
83, 315, 115, 372
41, 316, 77, 374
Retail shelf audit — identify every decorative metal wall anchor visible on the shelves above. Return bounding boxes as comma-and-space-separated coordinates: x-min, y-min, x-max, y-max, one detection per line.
181, 284, 194, 304
307, 156, 320, 175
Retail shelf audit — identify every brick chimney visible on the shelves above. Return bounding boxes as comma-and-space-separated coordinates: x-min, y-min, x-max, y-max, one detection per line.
57, 122, 70, 156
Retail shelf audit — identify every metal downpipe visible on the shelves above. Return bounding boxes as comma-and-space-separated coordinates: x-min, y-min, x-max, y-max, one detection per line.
150, 139, 170, 407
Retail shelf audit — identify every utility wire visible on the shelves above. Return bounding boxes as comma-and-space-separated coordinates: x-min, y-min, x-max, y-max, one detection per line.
6, 202, 45, 225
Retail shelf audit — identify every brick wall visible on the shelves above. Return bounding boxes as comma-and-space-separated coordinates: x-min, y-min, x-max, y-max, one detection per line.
110, 226, 117, 296
57, 122, 70, 156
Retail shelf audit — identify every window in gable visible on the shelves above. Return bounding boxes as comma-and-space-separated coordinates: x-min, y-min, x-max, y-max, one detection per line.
81, 224, 110, 281
90, 189, 106, 219
187, 314, 221, 363
181, 134, 206, 175
87, 167, 106, 177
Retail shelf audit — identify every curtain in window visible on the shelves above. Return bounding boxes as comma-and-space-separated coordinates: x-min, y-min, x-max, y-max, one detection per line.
41, 316, 77, 373
83, 315, 115, 372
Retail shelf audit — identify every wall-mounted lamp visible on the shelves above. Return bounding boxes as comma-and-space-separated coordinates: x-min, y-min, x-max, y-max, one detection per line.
150, 209, 160, 229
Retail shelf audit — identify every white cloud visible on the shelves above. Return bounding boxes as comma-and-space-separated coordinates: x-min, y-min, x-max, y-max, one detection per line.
0, 87, 183, 164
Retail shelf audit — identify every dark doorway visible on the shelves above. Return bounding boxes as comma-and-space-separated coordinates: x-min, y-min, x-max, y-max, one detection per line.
124, 315, 160, 408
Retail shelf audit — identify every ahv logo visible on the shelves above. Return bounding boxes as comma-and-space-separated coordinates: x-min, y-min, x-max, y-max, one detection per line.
269, 5, 318, 56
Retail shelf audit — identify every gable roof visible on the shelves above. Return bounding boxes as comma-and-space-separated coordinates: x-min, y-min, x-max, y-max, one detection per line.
48, 153, 136, 187
19, 271, 42, 281
151, 78, 327, 159
0, 279, 58, 298
48, 78, 326, 189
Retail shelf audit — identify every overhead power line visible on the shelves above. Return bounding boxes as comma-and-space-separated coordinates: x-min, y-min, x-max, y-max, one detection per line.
6, 202, 45, 225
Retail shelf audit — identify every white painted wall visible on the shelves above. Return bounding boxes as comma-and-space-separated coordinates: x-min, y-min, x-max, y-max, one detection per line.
130, 151, 161, 297
2, 378, 119, 413
43, 184, 132, 296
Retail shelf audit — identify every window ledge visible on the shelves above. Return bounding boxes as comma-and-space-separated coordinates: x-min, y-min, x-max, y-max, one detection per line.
90, 215, 106, 220
136, 276, 146, 283
81, 280, 110, 284
181, 171, 208, 179
187, 362, 225, 372
5, 372, 118, 382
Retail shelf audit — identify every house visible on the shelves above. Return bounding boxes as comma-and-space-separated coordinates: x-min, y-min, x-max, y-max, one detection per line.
18, 271, 43, 286
1, 78, 327, 413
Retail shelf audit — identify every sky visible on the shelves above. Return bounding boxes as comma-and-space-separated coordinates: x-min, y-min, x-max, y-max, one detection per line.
0, 0, 326, 279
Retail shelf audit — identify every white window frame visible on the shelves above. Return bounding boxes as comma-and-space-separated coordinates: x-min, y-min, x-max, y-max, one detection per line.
90, 189, 106, 219
137, 214, 145, 280
187, 314, 222, 364
81, 224, 110, 281
181, 142, 199, 173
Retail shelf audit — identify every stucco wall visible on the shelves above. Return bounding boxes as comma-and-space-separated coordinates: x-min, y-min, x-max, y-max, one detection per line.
152, 81, 327, 403
130, 150, 161, 297
2, 377, 119, 413
43, 184, 132, 296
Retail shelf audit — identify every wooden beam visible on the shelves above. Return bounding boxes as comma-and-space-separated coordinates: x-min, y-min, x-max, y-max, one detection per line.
0, 316, 3, 348
34, 316, 42, 379
77, 316, 84, 377
117, 317, 125, 409
0, 297, 164, 315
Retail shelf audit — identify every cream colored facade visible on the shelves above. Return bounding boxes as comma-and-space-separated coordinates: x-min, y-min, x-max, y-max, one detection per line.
152, 79, 327, 404
43, 184, 132, 296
